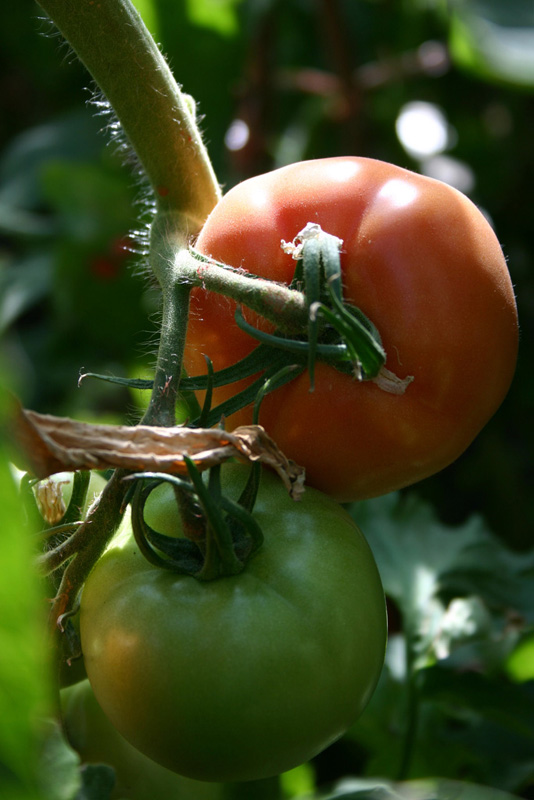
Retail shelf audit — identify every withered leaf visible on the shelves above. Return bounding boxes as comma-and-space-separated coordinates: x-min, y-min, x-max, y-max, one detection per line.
10, 403, 305, 500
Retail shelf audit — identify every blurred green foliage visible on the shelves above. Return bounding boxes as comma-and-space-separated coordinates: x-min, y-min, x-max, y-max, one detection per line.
0, 394, 53, 800
1, 1, 533, 798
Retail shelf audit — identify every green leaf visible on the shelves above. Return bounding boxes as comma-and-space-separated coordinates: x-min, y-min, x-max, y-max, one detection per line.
0, 392, 54, 798
348, 493, 534, 666
38, 720, 81, 800
0, 112, 107, 240
506, 632, 534, 682
185, 0, 243, 37
281, 762, 316, 798
422, 667, 534, 747
347, 493, 534, 788
75, 764, 115, 800
349, 494, 483, 663
0, 254, 52, 333
40, 162, 134, 245
448, 0, 534, 88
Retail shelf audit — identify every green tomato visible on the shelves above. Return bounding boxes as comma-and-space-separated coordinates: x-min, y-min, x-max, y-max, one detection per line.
80, 465, 387, 783
61, 679, 223, 800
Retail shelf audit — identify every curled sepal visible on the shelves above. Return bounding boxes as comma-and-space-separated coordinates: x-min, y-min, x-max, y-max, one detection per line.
130, 477, 204, 575
310, 297, 386, 381
183, 457, 245, 580
127, 459, 269, 580
234, 307, 348, 363
35, 521, 84, 542
301, 237, 321, 390
253, 364, 302, 426
295, 226, 386, 382
191, 345, 305, 430
220, 494, 264, 560
62, 470, 91, 525
282, 223, 412, 393
197, 355, 215, 428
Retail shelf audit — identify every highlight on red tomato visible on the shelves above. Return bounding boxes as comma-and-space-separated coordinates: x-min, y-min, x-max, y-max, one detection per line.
183, 157, 518, 501
80, 464, 387, 783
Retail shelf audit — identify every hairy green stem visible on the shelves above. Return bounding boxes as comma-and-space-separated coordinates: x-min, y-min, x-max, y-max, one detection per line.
397, 627, 421, 780
47, 470, 129, 631
36, 0, 221, 232
143, 282, 191, 426
175, 249, 309, 334
142, 214, 195, 426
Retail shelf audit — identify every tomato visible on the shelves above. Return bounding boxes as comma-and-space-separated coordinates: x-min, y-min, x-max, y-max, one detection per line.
183, 157, 518, 501
61, 679, 223, 800
80, 464, 387, 783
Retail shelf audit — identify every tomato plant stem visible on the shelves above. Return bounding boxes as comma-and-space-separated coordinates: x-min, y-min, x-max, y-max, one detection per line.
397, 629, 421, 779
143, 282, 191, 427
47, 469, 129, 633
35, 0, 220, 232
175, 248, 309, 334
142, 213, 198, 426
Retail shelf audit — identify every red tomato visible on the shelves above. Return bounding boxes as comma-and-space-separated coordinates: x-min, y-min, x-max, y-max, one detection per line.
184, 158, 518, 501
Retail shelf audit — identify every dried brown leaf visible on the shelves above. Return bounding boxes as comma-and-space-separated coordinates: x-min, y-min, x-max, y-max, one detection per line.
9, 403, 305, 499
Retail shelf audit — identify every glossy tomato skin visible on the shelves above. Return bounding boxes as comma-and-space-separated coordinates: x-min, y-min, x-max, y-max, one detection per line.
184, 157, 518, 501
80, 465, 387, 783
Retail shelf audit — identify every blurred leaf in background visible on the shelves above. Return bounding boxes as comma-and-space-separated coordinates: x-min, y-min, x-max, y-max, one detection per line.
344, 493, 534, 796
448, 0, 534, 88
0, 380, 53, 799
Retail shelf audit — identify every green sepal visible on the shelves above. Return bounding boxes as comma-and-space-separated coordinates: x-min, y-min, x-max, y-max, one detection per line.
198, 355, 215, 428
220, 494, 264, 560
298, 229, 386, 381
252, 364, 302, 426
183, 456, 244, 579
145, 527, 205, 574
62, 470, 91, 525
190, 353, 302, 428
78, 373, 154, 390
234, 307, 349, 362
128, 476, 207, 574
302, 237, 321, 389
127, 461, 266, 579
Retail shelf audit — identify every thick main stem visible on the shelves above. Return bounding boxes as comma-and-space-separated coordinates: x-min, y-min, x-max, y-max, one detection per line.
143, 214, 196, 427
143, 283, 191, 426
36, 0, 221, 231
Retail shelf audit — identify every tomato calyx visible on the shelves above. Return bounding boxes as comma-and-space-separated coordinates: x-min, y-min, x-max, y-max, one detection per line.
186, 224, 413, 422
288, 223, 387, 386
81, 223, 412, 428
186, 223, 414, 407
128, 458, 264, 579
229, 224, 389, 391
